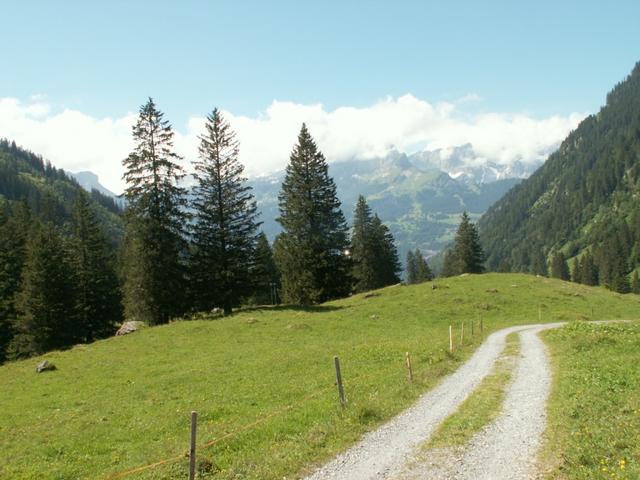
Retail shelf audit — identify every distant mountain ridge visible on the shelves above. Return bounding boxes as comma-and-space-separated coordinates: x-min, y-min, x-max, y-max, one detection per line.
409, 143, 541, 184
250, 151, 520, 260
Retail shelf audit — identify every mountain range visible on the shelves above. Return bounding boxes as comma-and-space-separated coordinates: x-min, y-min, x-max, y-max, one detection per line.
71, 145, 530, 262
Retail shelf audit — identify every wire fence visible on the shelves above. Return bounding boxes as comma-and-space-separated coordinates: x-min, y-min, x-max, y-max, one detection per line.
105, 320, 486, 479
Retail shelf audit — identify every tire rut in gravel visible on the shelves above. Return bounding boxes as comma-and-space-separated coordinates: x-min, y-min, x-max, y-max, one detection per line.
394, 323, 563, 480
302, 323, 562, 480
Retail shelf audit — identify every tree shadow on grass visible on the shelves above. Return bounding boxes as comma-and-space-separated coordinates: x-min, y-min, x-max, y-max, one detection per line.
238, 303, 347, 315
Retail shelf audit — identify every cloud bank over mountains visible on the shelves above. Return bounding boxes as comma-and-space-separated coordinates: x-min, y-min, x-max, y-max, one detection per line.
0, 94, 585, 194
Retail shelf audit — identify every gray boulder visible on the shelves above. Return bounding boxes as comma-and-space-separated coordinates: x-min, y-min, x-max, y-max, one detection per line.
36, 360, 56, 373
115, 321, 144, 336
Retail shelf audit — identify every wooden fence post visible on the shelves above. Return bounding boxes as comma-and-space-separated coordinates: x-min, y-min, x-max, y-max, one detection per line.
480, 317, 483, 333
334, 356, 346, 408
405, 352, 413, 383
460, 321, 465, 346
449, 325, 453, 353
189, 411, 197, 480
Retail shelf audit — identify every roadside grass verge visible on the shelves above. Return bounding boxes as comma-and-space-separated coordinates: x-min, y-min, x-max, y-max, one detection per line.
541, 321, 640, 479
0, 274, 638, 479
425, 332, 520, 448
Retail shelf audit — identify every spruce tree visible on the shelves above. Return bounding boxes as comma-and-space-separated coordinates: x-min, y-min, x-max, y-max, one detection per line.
570, 257, 580, 283
70, 190, 122, 341
351, 198, 400, 292
370, 214, 401, 287
190, 109, 261, 315
250, 232, 280, 305
442, 212, 484, 276
414, 248, 434, 282
351, 196, 377, 293
121, 98, 188, 325
10, 222, 77, 357
530, 250, 548, 276
274, 124, 350, 304
579, 251, 599, 286
406, 250, 417, 284
550, 252, 570, 280
0, 202, 30, 362
631, 270, 640, 294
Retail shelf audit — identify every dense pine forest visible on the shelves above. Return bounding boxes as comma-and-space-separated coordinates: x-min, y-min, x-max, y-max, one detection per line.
480, 62, 640, 293
0, 150, 124, 362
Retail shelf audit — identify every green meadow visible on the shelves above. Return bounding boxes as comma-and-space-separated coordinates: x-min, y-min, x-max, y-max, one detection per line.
0, 273, 638, 479
542, 321, 640, 479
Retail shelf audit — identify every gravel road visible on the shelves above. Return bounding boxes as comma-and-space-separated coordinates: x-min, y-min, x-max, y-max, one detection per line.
303, 323, 563, 480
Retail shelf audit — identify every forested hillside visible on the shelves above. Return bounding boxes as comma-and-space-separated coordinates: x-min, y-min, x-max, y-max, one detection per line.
0, 139, 123, 243
0, 140, 125, 362
479, 62, 640, 292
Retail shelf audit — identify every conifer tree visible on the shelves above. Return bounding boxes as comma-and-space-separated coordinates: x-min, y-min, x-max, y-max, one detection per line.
351, 196, 377, 293
274, 124, 350, 304
550, 252, 570, 280
414, 248, 434, 282
0, 203, 31, 362
190, 109, 260, 314
406, 250, 417, 284
530, 250, 548, 276
121, 98, 187, 325
250, 232, 280, 305
442, 212, 484, 276
351, 198, 400, 292
9, 221, 77, 357
70, 190, 122, 341
570, 257, 580, 283
631, 270, 640, 294
370, 214, 401, 287
579, 251, 599, 285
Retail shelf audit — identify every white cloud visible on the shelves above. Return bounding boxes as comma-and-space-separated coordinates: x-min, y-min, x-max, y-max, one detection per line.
0, 95, 586, 194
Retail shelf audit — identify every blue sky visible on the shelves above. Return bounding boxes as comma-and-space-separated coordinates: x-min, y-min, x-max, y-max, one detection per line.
1, 1, 638, 192
3, 0, 639, 122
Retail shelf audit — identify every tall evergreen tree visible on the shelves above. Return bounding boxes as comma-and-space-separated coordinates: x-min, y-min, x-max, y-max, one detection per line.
0, 202, 30, 362
274, 124, 350, 304
570, 257, 580, 283
351, 198, 400, 293
351, 196, 377, 293
530, 250, 548, 276
121, 98, 187, 325
70, 191, 122, 341
370, 214, 401, 287
579, 250, 599, 286
631, 270, 640, 294
250, 232, 280, 305
442, 212, 484, 276
9, 222, 77, 358
190, 109, 261, 315
406, 250, 417, 284
414, 248, 434, 282
550, 252, 570, 280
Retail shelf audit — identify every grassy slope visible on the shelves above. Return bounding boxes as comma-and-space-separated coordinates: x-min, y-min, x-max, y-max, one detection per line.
541, 322, 640, 479
1, 274, 638, 479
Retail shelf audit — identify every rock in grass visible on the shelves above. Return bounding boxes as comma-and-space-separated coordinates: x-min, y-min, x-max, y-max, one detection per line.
115, 321, 144, 336
35, 360, 56, 373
